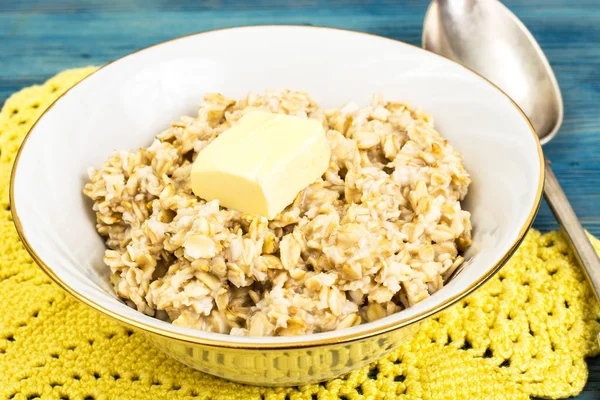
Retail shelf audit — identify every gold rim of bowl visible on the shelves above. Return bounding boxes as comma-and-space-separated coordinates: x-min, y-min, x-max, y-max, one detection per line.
9, 25, 545, 350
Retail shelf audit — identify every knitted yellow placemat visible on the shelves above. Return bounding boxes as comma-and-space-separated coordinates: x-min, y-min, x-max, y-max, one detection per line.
1, 68, 600, 400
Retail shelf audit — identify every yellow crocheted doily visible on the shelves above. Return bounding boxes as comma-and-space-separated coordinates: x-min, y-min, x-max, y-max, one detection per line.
1, 68, 599, 400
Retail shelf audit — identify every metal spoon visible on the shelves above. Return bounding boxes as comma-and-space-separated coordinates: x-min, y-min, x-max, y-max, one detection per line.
422, 0, 600, 307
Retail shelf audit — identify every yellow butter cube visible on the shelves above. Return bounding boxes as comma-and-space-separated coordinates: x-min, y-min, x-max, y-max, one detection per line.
191, 111, 330, 219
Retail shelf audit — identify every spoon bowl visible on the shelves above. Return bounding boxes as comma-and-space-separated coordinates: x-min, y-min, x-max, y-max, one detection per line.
423, 0, 563, 143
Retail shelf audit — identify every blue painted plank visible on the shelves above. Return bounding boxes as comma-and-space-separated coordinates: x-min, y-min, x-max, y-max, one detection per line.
0, 0, 598, 397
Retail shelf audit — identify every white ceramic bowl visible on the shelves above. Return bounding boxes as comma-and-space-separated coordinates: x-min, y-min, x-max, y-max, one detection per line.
11, 26, 543, 386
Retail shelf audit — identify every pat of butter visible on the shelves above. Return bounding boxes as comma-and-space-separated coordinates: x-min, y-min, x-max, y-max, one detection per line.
191, 110, 331, 219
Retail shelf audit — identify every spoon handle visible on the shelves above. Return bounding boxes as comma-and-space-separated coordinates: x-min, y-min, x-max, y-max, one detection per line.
543, 159, 600, 300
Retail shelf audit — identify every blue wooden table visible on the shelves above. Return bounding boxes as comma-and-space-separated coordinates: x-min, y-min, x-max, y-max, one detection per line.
1, 0, 599, 398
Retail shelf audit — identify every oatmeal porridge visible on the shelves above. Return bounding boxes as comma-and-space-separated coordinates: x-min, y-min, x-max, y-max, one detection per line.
83, 90, 472, 336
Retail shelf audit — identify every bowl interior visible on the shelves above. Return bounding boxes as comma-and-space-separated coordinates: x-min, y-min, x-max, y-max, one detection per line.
12, 26, 542, 346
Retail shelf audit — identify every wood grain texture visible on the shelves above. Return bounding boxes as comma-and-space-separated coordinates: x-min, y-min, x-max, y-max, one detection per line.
1, 0, 599, 398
